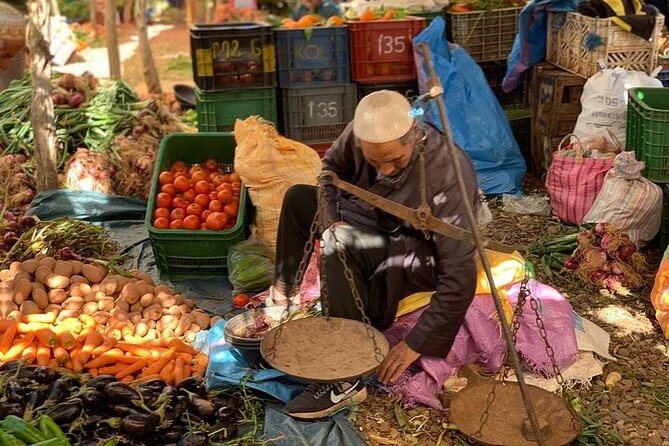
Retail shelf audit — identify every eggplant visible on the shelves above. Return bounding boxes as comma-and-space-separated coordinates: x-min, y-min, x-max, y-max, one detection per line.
0, 361, 21, 373
81, 388, 104, 406
209, 422, 239, 442
120, 412, 160, 435
112, 404, 143, 417
189, 397, 216, 420
85, 374, 117, 391
47, 377, 75, 403
177, 432, 209, 446
161, 385, 179, 403
216, 399, 240, 423
0, 402, 25, 418
32, 366, 57, 383
163, 395, 188, 423
179, 412, 205, 427
137, 387, 157, 406
4, 380, 26, 402
177, 376, 207, 398
45, 399, 82, 423
159, 426, 187, 443
104, 382, 141, 403
139, 378, 166, 394
81, 414, 104, 428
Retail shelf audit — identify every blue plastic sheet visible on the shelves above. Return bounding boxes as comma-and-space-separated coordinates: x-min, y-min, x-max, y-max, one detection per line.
502, 0, 578, 92
413, 17, 526, 197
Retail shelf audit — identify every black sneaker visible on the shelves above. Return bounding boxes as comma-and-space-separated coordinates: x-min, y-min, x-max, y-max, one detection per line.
284, 380, 367, 419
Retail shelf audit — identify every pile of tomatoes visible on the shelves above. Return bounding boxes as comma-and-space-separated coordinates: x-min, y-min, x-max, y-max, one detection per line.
152, 158, 242, 231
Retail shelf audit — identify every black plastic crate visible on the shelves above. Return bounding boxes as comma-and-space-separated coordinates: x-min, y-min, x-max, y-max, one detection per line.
357, 81, 419, 102
190, 23, 277, 91
281, 84, 357, 145
275, 26, 349, 88
480, 60, 527, 108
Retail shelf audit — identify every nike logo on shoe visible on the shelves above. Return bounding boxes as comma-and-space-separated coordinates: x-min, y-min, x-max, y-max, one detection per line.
330, 382, 359, 404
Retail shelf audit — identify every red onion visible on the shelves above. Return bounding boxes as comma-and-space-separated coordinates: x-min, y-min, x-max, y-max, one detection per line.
594, 223, 607, 236
599, 234, 612, 250
605, 275, 623, 290
590, 271, 607, 282
69, 92, 85, 108
611, 262, 624, 275
564, 256, 579, 270
576, 230, 592, 244
617, 242, 636, 262
4, 211, 15, 222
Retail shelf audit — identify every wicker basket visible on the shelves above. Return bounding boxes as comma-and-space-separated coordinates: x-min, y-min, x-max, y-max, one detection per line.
546, 12, 664, 78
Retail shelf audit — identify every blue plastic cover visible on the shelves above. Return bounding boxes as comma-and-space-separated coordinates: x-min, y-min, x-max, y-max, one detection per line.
502, 0, 578, 92
413, 17, 526, 197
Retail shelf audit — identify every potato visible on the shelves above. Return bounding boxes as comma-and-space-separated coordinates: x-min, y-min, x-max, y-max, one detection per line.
145, 328, 159, 340
139, 293, 155, 308
20, 300, 40, 315
57, 309, 81, 321
192, 310, 210, 329
143, 304, 163, 321
128, 312, 142, 325
183, 330, 196, 343
9, 262, 21, 273
69, 282, 92, 298
46, 274, 70, 290
129, 269, 154, 285
70, 260, 83, 276
164, 305, 181, 317
119, 282, 141, 305
69, 275, 88, 285
147, 320, 157, 330
130, 302, 142, 313
178, 304, 190, 315
38, 257, 56, 271
0, 300, 18, 318
0, 270, 11, 282
62, 297, 85, 311
157, 293, 177, 309
189, 322, 201, 333
34, 266, 53, 284
31, 281, 45, 291
13, 278, 32, 305
210, 315, 223, 327
175, 314, 193, 337
83, 293, 97, 303
32, 288, 49, 309
91, 311, 111, 324
90, 283, 101, 293
48, 289, 67, 304
154, 285, 173, 295
100, 277, 119, 296
134, 280, 154, 297
134, 321, 149, 337
110, 307, 129, 322
94, 291, 106, 302
44, 304, 61, 316
162, 327, 176, 339
19, 259, 39, 274
174, 294, 185, 306
0, 288, 13, 302
13, 271, 31, 283
97, 297, 115, 312
34, 253, 47, 261
6, 309, 21, 321
114, 298, 129, 312
184, 299, 195, 309
82, 264, 107, 284
159, 314, 179, 331
53, 261, 74, 278
82, 301, 99, 315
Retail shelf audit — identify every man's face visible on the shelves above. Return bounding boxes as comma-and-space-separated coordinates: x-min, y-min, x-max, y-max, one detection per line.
303, 0, 321, 11
360, 137, 414, 184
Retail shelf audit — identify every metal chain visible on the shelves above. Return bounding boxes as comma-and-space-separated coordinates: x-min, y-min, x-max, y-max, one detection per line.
316, 185, 330, 318
329, 227, 385, 364
473, 382, 498, 439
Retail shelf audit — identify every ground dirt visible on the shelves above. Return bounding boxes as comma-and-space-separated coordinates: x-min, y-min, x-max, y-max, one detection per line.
113, 20, 669, 446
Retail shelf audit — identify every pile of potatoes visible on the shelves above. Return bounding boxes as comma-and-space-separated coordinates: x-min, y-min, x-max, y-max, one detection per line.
0, 255, 221, 343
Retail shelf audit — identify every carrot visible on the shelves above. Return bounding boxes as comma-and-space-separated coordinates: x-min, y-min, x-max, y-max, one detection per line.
193, 352, 208, 368
107, 328, 123, 341
168, 338, 197, 355
79, 331, 104, 364
53, 346, 69, 365
36, 343, 51, 366
0, 320, 13, 331
47, 358, 60, 370
116, 359, 147, 379
114, 355, 145, 364
85, 348, 125, 368
22, 313, 56, 324
133, 373, 161, 383
0, 321, 17, 353
144, 338, 167, 348
173, 356, 185, 385
35, 327, 58, 348
183, 364, 192, 379
92, 337, 117, 357
116, 342, 165, 359
89, 368, 99, 377
21, 343, 37, 364
58, 331, 76, 350
4, 333, 35, 361
71, 357, 84, 374
191, 364, 205, 377
120, 375, 135, 383
64, 360, 74, 369
159, 359, 175, 384
16, 322, 37, 334
79, 314, 96, 329
98, 364, 128, 375
143, 346, 177, 377
177, 352, 193, 364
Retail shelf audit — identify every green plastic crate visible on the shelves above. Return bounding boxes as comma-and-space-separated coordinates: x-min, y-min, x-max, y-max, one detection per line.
196, 88, 277, 133
661, 185, 669, 250
627, 88, 669, 182
145, 132, 248, 281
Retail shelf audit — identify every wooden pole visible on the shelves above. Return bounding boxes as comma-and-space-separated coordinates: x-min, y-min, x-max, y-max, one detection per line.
105, 0, 122, 79
90, 0, 99, 38
28, 0, 59, 192
135, 0, 162, 94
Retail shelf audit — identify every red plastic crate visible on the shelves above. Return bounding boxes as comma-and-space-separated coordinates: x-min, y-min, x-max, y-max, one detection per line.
310, 143, 330, 158
346, 17, 426, 84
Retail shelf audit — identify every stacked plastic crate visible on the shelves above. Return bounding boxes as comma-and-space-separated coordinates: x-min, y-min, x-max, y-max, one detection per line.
190, 23, 278, 132
275, 25, 356, 158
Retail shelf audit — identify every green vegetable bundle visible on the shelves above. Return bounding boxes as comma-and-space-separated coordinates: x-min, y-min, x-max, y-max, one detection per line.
228, 236, 274, 294
0, 415, 70, 446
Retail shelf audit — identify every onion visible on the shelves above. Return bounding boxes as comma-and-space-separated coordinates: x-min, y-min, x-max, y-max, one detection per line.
594, 223, 607, 236
564, 256, 579, 270
576, 230, 592, 244
611, 262, 624, 275
69, 92, 85, 108
590, 271, 607, 282
4, 211, 15, 222
599, 234, 612, 250
137, 109, 153, 119
52, 93, 68, 106
132, 125, 146, 138
18, 216, 36, 230
605, 275, 623, 290
617, 242, 636, 262
59, 73, 76, 90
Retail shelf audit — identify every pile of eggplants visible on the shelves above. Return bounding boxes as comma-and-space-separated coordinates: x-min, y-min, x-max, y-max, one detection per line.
0, 361, 245, 445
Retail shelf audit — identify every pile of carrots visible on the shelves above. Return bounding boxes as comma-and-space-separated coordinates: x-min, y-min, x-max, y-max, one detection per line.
0, 313, 207, 385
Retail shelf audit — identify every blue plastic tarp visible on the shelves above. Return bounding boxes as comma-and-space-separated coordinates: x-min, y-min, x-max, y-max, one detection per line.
413, 17, 526, 197
502, 0, 579, 92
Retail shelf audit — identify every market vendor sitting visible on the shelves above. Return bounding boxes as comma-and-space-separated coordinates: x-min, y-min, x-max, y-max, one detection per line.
268, 90, 479, 419
291, 0, 341, 20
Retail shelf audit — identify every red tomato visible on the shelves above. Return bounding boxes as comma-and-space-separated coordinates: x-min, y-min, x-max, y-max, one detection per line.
206, 212, 227, 230
189, 165, 205, 177
201, 210, 212, 221
174, 176, 190, 193
170, 161, 187, 173
170, 218, 184, 229
209, 199, 223, 212
232, 293, 250, 308
187, 203, 203, 216
154, 207, 170, 219
208, 191, 219, 201
201, 223, 209, 230
211, 174, 226, 186
170, 208, 186, 220
232, 189, 240, 198
231, 181, 242, 192
223, 202, 238, 218
223, 222, 234, 230
161, 183, 177, 197
204, 158, 219, 172
217, 190, 233, 204
156, 192, 172, 208
172, 197, 189, 209
229, 172, 241, 183
153, 217, 169, 229
194, 194, 210, 208
159, 171, 174, 186
183, 215, 201, 230
194, 180, 211, 195
183, 189, 197, 203
191, 171, 209, 183
218, 183, 232, 192
231, 196, 240, 205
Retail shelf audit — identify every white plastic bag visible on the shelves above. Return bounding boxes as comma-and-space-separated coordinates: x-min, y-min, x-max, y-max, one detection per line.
572, 68, 662, 148
583, 151, 663, 247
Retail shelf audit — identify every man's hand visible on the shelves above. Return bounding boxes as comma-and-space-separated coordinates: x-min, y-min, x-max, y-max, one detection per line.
377, 341, 420, 385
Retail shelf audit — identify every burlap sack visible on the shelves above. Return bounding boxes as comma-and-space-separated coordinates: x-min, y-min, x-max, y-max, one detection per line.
233, 117, 322, 259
